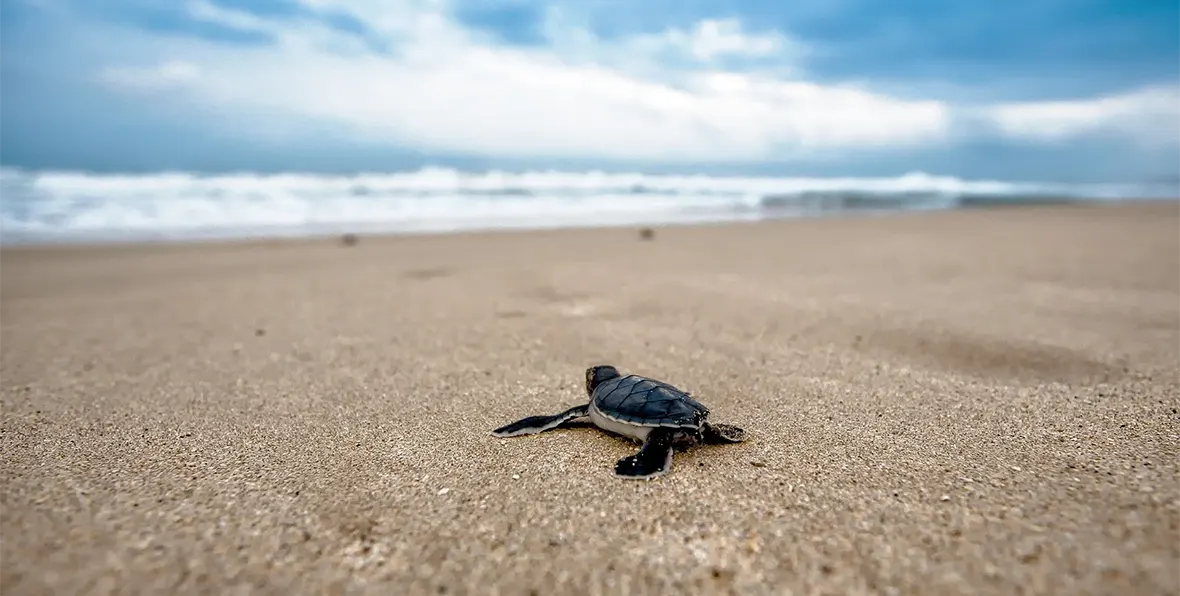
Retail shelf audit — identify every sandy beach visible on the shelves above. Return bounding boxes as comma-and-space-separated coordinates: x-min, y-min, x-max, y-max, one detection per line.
2, 202, 1178, 595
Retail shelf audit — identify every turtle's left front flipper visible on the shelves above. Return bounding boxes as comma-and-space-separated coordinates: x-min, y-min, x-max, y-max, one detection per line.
491, 404, 589, 437
614, 427, 676, 480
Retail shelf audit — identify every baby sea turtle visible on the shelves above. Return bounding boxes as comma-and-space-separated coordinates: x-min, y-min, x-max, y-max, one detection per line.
491, 365, 747, 480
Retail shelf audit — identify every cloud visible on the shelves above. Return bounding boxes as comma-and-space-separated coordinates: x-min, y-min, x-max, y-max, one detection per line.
186, 0, 275, 35
567, 17, 796, 64
4, 0, 1178, 179
662, 18, 786, 61
90, 0, 951, 162
99, 60, 202, 91
984, 85, 1180, 145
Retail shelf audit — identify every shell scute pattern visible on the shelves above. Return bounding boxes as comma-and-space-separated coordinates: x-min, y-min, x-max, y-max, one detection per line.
593, 374, 709, 427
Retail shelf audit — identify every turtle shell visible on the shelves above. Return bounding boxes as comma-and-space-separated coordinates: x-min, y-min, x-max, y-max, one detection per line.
592, 374, 709, 428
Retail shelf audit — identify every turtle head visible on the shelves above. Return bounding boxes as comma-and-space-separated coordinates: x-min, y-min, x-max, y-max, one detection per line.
585, 365, 620, 396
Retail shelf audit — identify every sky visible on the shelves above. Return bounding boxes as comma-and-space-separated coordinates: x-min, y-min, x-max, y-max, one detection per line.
2, 0, 1178, 182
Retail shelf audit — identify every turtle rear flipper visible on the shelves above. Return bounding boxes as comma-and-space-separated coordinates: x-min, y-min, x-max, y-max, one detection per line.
702, 422, 746, 444
614, 427, 676, 480
491, 404, 589, 438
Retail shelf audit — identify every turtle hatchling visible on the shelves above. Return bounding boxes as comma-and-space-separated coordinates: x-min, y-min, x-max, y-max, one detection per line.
491, 365, 747, 480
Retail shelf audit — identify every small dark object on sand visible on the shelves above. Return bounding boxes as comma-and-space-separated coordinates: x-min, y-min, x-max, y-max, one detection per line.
639, 227, 655, 240
340, 233, 359, 246
491, 365, 747, 480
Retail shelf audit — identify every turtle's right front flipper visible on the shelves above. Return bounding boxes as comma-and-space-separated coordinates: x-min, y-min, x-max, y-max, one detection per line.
491, 404, 589, 437
614, 427, 676, 480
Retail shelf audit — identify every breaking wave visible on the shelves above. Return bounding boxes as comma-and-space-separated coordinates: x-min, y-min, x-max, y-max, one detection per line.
0, 166, 1171, 244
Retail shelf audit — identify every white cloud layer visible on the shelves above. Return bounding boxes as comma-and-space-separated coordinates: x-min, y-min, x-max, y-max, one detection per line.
91, 0, 951, 161
985, 85, 1180, 145
84, 0, 1180, 162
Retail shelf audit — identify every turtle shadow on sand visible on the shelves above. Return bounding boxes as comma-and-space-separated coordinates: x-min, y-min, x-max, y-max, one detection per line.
491, 365, 747, 480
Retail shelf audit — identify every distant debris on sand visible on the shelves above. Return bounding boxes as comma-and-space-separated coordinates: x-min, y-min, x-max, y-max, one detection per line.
340, 233, 359, 246
638, 227, 655, 241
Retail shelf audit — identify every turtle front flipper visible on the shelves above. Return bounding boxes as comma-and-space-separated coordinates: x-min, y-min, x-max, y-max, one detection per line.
491, 404, 589, 438
702, 422, 747, 444
614, 427, 676, 480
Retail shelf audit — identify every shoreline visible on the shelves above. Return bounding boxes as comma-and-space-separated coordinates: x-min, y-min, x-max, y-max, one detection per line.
2, 195, 1176, 252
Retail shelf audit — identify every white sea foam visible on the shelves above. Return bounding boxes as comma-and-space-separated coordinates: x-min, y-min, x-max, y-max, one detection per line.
0, 166, 1168, 244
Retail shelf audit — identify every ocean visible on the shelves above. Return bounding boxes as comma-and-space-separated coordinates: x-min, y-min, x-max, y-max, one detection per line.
1, 166, 1175, 245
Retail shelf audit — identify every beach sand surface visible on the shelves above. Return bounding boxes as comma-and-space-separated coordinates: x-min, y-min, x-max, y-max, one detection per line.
2, 202, 1178, 595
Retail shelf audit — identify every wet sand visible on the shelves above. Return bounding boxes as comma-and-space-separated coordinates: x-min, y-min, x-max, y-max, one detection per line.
2, 202, 1178, 595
